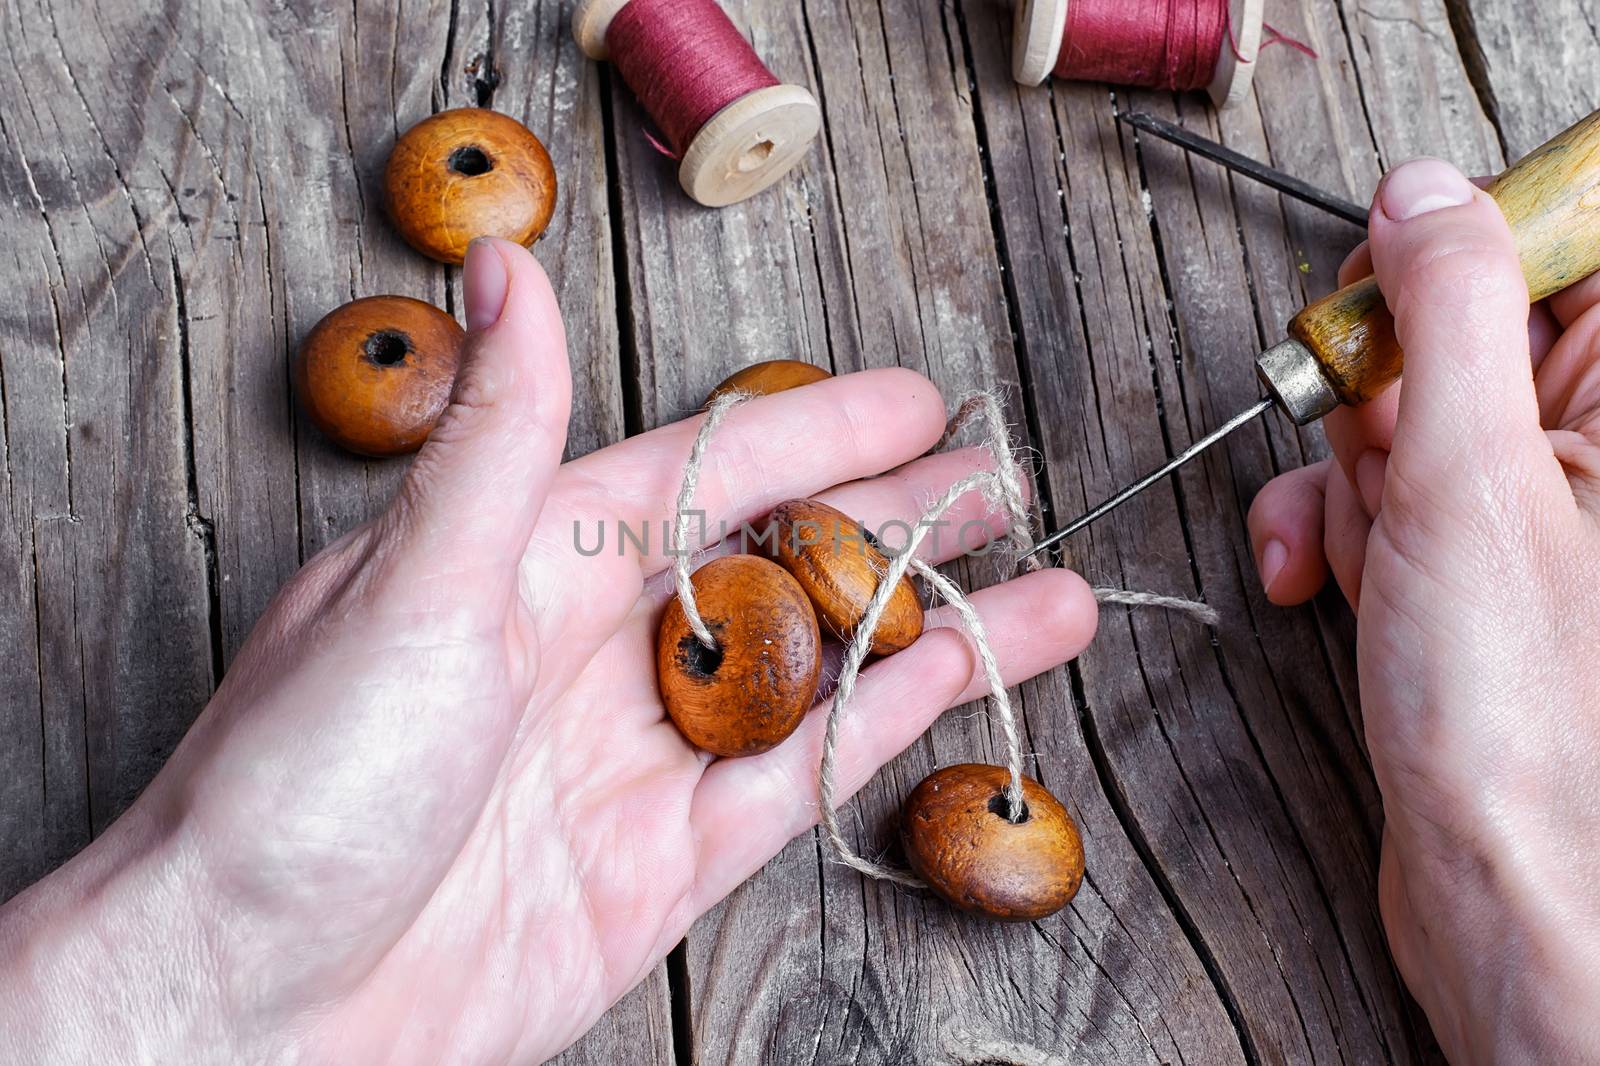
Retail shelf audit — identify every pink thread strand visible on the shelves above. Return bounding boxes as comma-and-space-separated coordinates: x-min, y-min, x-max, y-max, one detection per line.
606, 0, 780, 157
1261, 22, 1319, 59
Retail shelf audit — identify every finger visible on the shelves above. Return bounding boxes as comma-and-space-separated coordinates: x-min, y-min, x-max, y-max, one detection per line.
685, 567, 1098, 914
1323, 463, 1371, 608
1247, 461, 1331, 605
647, 446, 1029, 581
1368, 159, 1556, 492
1324, 388, 1399, 485
1326, 241, 1399, 484
1325, 222, 1555, 483
1338, 242, 1372, 287
559, 446, 1037, 716
386, 239, 572, 584
1529, 302, 1563, 369
818, 447, 1031, 564
1549, 270, 1600, 329
1537, 304, 1600, 428
553, 368, 948, 579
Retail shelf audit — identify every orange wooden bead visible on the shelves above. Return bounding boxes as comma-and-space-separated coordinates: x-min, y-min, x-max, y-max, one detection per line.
294, 295, 464, 457
384, 108, 557, 264
657, 555, 822, 758
901, 763, 1085, 922
706, 360, 832, 404
770, 499, 923, 655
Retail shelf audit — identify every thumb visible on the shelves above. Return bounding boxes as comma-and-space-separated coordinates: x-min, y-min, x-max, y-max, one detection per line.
1369, 158, 1551, 487
386, 237, 572, 583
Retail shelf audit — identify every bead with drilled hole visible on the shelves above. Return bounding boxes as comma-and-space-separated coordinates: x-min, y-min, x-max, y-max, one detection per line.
705, 360, 832, 404
294, 295, 465, 457
385, 108, 558, 264
900, 763, 1084, 921
770, 499, 922, 655
658, 555, 822, 757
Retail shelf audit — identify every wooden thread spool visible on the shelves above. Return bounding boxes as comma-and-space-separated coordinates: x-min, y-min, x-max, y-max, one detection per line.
1012, 0, 1264, 108
573, 0, 822, 206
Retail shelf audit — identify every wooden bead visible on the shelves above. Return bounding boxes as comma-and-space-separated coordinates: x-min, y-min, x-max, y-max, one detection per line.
657, 555, 822, 758
770, 499, 922, 655
705, 360, 832, 404
294, 295, 464, 457
900, 764, 1085, 922
384, 108, 557, 264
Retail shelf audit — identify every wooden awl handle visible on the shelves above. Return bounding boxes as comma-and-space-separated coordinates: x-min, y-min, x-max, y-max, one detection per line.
1259, 108, 1600, 425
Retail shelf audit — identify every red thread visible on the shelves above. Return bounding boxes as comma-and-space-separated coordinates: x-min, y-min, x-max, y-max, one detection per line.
607, 0, 780, 158
1053, 0, 1314, 91
1261, 22, 1319, 59
1056, 0, 1232, 90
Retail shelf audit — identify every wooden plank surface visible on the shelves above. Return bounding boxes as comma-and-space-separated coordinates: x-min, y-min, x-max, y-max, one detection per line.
0, 0, 1585, 1062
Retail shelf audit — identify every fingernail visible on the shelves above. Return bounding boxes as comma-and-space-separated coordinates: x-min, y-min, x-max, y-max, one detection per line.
1259, 539, 1288, 595
1355, 449, 1388, 517
464, 238, 510, 332
1380, 158, 1476, 221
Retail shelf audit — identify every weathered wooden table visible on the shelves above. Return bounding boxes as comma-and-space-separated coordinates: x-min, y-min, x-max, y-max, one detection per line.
2, 0, 1594, 1061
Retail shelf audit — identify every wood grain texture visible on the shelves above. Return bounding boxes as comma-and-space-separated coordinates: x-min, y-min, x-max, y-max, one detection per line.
1447, 0, 1600, 158
0, 0, 1578, 1062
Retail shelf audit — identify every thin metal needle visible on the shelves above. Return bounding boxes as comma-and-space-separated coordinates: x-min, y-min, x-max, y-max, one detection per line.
1116, 111, 1369, 228
1027, 396, 1276, 559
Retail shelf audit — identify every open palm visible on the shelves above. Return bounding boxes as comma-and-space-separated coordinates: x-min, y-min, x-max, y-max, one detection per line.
33, 240, 1097, 1064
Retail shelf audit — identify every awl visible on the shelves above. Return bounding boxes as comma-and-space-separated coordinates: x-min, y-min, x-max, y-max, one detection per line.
1030, 107, 1600, 558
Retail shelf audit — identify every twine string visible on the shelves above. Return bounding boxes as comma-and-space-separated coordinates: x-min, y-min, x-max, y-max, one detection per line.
671, 390, 750, 649
666, 387, 1220, 889
606, 0, 781, 158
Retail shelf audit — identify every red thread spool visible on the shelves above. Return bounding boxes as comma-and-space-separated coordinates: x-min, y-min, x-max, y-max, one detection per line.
574, 0, 822, 207
1013, 0, 1264, 107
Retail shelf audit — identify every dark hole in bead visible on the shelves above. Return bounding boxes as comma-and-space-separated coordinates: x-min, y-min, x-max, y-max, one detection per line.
449, 145, 493, 176
988, 792, 1031, 825
678, 633, 725, 678
363, 330, 412, 367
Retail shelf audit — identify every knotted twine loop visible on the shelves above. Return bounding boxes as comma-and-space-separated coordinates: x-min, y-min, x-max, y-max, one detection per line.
671, 390, 750, 649
941, 392, 1042, 573
665, 386, 1220, 890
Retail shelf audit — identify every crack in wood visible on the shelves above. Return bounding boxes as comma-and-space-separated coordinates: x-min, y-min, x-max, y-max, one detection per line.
168, 253, 224, 691
1439, 0, 1509, 157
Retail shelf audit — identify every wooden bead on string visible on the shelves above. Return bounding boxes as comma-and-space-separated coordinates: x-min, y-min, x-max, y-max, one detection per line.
573, 0, 822, 207
706, 360, 832, 404
657, 554, 822, 757
900, 764, 1085, 922
1012, 0, 1264, 107
770, 499, 924, 656
294, 296, 465, 457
